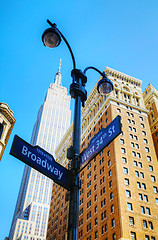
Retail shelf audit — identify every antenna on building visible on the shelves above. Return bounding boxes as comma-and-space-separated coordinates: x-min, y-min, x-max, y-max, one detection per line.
54, 58, 62, 86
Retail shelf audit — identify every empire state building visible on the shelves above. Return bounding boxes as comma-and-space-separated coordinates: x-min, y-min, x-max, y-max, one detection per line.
9, 60, 71, 240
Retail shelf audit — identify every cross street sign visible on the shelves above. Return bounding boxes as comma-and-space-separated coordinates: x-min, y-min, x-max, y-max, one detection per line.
79, 115, 122, 171
10, 135, 71, 190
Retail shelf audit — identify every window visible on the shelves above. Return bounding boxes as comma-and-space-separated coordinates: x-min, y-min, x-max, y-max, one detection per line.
141, 206, 145, 214
127, 203, 133, 211
151, 175, 156, 182
156, 198, 158, 204
145, 236, 150, 240
133, 128, 136, 132
126, 190, 131, 198
143, 220, 147, 228
134, 135, 138, 140
110, 192, 113, 200
107, 150, 110, 156
95, 218, 98, 225
144, 195, 148, 202
112, 233, 116, 240
117, 108, 121, 113
129, 216, 134, 226
109, 181, 112, 188
125, 178, 130, 185
120, 139, 125, 144
0, 123, 4, 139
153, 186, 157, 193
130, 231, 136, 240
142, 183, 146, 190
94, 195, 97, 201
146, 207, 151, 215
151, 237, 155, 240
139, 193, 143, 200
135, 144, 139, 149
142, 131, 146, 136
123, 167, 128, 174
121, 148, 126, 153
147, 156, 151, 162
95, 231, 98, 239
87, 223, 91, 232
111, 205, 114, 213
108, 159, 111, 166
109, 170, 112, 177
134, 161, 137, 166
122, 157, 127, 163
139, 116, 143, 121
137, 152, 141, 158
144, 139, 148, 144
87, 211, 91, 220
149, 221, 153, 230
137, 182, 141, 188
132, 151, 136, 157
149, 165, 153, 172
95, 206, 97, 213
131, 142, 135, 148
111, 218, 115, 227
132, 120, 135, 125
141, 123, 145, 128
135, 171, 139, 177
145, 147, 150, 153
130, 134, 133, 139
140, 172, 144, 178
138, 162, 142, 168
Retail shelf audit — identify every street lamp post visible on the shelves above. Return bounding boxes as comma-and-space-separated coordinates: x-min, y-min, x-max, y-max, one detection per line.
42, 19, 113, 240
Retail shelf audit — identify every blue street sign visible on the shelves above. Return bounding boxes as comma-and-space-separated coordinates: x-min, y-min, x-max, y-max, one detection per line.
79, 115, 122, 171
10, 135, 71, 190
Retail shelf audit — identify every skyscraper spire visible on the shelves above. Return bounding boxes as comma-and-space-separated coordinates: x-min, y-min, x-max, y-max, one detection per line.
54, 58, 62, 86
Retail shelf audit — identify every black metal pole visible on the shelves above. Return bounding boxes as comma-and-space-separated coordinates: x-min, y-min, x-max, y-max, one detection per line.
67, 70, 87, 240
67, 95, 81, 240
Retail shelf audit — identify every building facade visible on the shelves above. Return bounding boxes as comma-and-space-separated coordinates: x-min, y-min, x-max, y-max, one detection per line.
143, 84, 158, 159
47, 67, 158, 240
0, 102, 15, 161
9, 61, 71, 240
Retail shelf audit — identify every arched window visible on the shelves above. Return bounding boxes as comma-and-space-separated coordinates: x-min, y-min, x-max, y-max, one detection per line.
123, 86, 130, 92
0, 123, 4, 139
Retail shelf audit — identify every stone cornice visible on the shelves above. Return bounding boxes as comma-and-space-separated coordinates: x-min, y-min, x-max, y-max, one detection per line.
0, 102, 15, 123
105, 66, 142, 87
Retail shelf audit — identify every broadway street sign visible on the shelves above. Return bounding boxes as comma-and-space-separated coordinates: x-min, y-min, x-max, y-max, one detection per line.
79, 115, 122, 171
10, 135, 71, 190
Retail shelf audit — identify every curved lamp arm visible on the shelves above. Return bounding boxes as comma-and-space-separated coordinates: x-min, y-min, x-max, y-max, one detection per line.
47, 19, 76, 69
83, 66, 113, 95
83, 66, 106, 78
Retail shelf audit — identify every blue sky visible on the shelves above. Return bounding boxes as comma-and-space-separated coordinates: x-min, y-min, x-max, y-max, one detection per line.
0, 0, 158, 238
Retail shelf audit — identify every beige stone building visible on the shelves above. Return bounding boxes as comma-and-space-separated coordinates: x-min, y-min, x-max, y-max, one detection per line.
0, 102, 15, 161
143, 84, 158, 159
47, 67, 158, 240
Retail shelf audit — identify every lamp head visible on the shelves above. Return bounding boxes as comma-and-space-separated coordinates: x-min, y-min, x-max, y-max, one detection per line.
42, 27, 61, 48
97, 75, 113, 95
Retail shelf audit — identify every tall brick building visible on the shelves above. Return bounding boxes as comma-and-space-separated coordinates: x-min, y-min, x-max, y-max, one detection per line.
47, 67, 158, 240
143, 84, 158, 159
